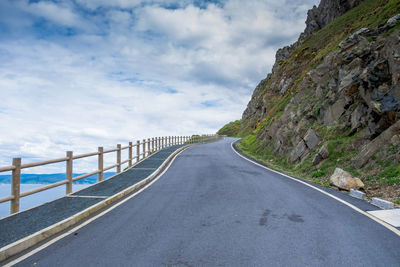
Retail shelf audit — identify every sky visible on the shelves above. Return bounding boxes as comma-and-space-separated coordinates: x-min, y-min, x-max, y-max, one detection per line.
0, 0, 318, 173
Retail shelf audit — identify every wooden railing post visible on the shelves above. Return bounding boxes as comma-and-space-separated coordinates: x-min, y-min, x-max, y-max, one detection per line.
10, 158, 21, 214
129, 142, 133, 167
136, 140, 140, 162
66, 151, 73, 195
98, 147, 104, 182
162, 137, 164, 149
117, 144, 121, 173
158, 137, 161, 151
142, 139, 146, 159
148, 138, 151, 155
151, 138, 155, 153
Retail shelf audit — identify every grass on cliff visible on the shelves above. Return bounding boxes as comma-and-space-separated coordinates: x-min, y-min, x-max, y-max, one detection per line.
300, 0, 400, 65
276, 0, 400, 94
217, 120, 242, 137
237, 131, 400, 202
237, 125, 361, 188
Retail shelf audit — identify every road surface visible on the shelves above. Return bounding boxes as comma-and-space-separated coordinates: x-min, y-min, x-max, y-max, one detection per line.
12, 138, 400, 266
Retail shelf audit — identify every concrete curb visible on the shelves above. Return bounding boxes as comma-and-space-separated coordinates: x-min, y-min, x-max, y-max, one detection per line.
0, 145, 191, 262
349, 189, 365, 200
371, 197, 395, 210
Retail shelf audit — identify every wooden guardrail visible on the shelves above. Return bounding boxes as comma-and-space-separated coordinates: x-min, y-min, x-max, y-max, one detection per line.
0, 134, 219, 215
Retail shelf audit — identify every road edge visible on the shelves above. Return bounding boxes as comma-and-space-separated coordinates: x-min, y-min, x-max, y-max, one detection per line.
0, 145, 191, 263
231, 139, 400, 237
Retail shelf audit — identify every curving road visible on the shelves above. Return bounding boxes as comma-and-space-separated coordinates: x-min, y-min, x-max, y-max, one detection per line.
12, 138, 400, 266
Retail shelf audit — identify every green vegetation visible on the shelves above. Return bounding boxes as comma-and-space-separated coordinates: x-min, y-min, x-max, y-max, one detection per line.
217, 120, 242, 137
237, 128, 357, 189
300, 0, 400, 65
379, 164, 400, 185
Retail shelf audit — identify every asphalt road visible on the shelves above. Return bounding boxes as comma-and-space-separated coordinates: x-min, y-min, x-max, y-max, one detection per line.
14, 138, 400, 266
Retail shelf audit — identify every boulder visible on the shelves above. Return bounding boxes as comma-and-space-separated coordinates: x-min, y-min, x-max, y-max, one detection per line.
329, 168, 364, 191
304, 129, 319, 150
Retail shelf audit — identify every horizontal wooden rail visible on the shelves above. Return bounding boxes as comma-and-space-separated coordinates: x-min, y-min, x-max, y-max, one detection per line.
0, 166, 16, 172
103, 163, 119, 172
0, 134, 218, 215
20, 180, 68, 198
73, 152, 99, 160
21, 157, 69, 169
103, 148, 119, 154
0, 195, 14, 204
121, 159, 130, 165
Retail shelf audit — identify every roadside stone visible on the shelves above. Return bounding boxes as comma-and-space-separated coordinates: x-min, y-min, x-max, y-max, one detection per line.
349, 189, 365, 200
329, 168, 364, 191
304, 129, 319, 150
371, 198, 395, 209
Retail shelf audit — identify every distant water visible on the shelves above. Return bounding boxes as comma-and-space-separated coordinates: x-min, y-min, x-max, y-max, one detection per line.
0, 172, 116, 219
0, 172, 116, 184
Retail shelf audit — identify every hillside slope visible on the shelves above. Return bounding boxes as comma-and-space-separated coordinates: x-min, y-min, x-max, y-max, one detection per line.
235, 0, 400, 203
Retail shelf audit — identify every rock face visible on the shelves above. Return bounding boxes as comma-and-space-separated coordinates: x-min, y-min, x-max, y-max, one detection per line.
312, 144, 330, 165
352, 120, 400, 168
241, 11, 400, 169
302, 0, 365, 38
329, 168, 365, 191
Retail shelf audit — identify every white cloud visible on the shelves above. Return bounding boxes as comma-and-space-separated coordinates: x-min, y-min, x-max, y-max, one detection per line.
0, 0, 318, 173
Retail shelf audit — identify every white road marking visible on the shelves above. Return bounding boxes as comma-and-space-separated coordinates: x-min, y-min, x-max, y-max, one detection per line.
230, 140, 400, 236
4, 148, 187, 267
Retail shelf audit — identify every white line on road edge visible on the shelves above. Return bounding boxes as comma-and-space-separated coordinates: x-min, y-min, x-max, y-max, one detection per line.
230, 140, 400, 237
4, 148, 188, 267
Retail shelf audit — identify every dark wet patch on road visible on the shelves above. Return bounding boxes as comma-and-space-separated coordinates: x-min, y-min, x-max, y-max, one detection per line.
259, 210, 304, 226
259, 209, 271, 226
287, 214, 304, 223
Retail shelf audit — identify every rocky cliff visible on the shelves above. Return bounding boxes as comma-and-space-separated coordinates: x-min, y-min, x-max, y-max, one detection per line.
238, 0, 400, 202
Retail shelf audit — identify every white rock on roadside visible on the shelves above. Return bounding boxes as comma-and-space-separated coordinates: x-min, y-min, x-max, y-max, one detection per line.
329, 168, 364, 191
